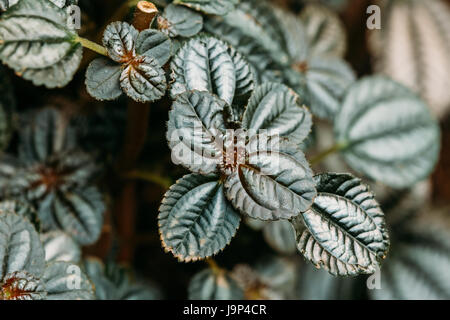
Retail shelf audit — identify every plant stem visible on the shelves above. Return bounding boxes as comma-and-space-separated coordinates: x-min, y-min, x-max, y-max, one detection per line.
310, 142, 348, 166
75, 36, 108, 57
206, 258, 223, 275
123, 170, 172, 189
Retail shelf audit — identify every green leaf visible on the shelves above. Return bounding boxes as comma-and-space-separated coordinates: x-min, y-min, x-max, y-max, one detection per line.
204, 17, 283, 83
102, 21, 138, 63
170, 36, 253, 106
300, 4, 347, 58
136, 29, 172, 66
0, 212, 45, 279
41, 231, 81, 263
174, 0, 238, 15
368, 0, 450, 119
369, 224, 450, 300
85, 57, 122, 101
158, 4, 203, 38
263, 220, 297, 255
120, 55, 167, 103
225, 136, 316, 221
334, 76, 441, 189
293, 173, 390, 276
167, 90, 227, 174
0, 0, 82, 88
42, 261, 94, 300
242, 83, 312, 144
159, 173, 241, 262
188, 268, 244, 299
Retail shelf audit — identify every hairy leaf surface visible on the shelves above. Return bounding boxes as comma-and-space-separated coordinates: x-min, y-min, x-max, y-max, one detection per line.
85, 58, 122, 101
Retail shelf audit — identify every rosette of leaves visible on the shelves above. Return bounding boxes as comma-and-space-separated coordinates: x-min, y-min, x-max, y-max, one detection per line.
85, 21, 172, 103
333, 76, 441, 189
173, 0, 238, 16
368, 0, 450, 119
159, 75, 316, 261
0, 0, 83, 88
188, 267, 244, 300
83, 258, 162, 300
291, 173, 390, 276
0, 108, 105, 245
0, 210, 94, 300
369, 223, 450, 300
157, 3, 203, 38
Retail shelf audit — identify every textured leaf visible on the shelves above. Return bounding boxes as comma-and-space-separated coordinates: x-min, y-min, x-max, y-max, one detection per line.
167, 91, 227, 174
170, 36, 253, 106
242, 83, 312, 144
159, 173, 241, 262
224, 138, 316, 221
0, 212, 45, 279
136, 29, 172, 66
0, 270, 46, 300
369, 225, 450, 300
334, 76, 441, 189
85, 57, 122, 101
0, 0, 83, 88
293, 173, 390, 276
300, 4, 347, 58
42, 261, 94, 300
174, 0, 238, 15
120, 55, 167, 103
287, 57, 356, 120
18, 107, 77, 164
204, 17, 283, 83
102, 21, 138, 63
263, 220, 297, 255
188, 268, 244, 299
158, 4, 203, 38
0, 200, 40, 231
368, 0, 450, 118
41, 231, 80, 263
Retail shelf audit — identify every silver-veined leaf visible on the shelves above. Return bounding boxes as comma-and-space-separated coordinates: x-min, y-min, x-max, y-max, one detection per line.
334, 76, 441, 189
242, 83, 312, 144
370, 224, 450, 300
102, 21, 138, 63
40, 231, 80, 263
0, 0, 83, 88
368, 0, 450, 119
159, 173, 241, 262
174, 0, 238, 15
167, 90, 226, 174
120, 55, 167, 103
188, 268, 244, 300
300, 3, 347, 58
224, 141, 316, 221
85, 57, 122, 101
0, 200, 40, 231
293, 173, 390, 276
170, 36, 253, 106
0, 212, 45, 279
136, 28, 172, 66
42, 261, 94, 300
158, 4, 203, 38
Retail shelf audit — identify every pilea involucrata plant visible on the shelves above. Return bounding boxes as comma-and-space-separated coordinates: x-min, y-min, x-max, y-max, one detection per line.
0, 0, 447, 301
